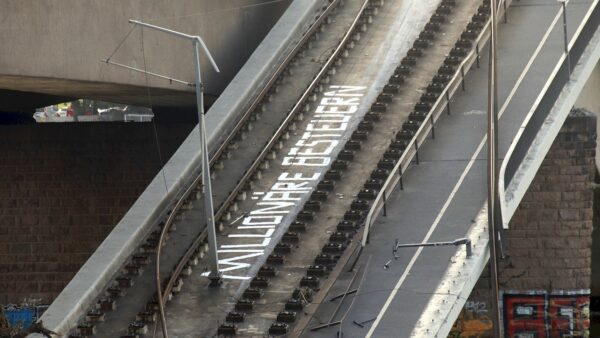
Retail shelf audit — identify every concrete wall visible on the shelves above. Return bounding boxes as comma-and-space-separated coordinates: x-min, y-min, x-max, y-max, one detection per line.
450, 111, 596, 336
0, 0, 291, 111
0, 122, 193, 304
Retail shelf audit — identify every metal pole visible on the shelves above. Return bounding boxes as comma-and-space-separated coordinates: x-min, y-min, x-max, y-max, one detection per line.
193, 40, 222, 285
560, 1, 571, 77
488, 1, 502, 337
128, 19, 222, 284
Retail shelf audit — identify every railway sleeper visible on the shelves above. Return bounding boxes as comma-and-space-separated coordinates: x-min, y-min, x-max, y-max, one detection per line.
436, 5, 452, 15
78, 324, 96, 336
358, 189, 378, 199
397, 129, 415, 141
365, 111, 382, 122
235, 299, 254, 312
413, 38, 429, 49
315, 253, 338, 266
414, 101, 433, 113
371, 102, 387, 112
297, 210, 315, 222
289, 221, 307, 233
277, 311, 297, 323
384, 149, 404, 160
425, 21, 441, 32
86, 310, 105, 323
401, 57, 417, 67
419, 30, 435, 41
274, 243, 293, 254
387, 140, 410, 151
226, 312, 246, 323
351, 198, 372, 210
128, 322, 147, 335
337, 149, 355, 161
282, 231, 300, 243
330, 232, 350, 243
337, 220, 359, 233
269, 323, 289, 335
383, 84, 401, 94
461, 29, 478, 40
344, 140, 362, 151
378, 158, 397, 170
324, 169, 343, 180
307, 265, 328, 277
303, 200, 321, 212
409, 111, 428, 122
358, 121, 374, 132
293, 288, 314, 302
323, 242, 346, 254
258, 266, 277, 278
106, 287, 124, 298
267, 253, 286, 265
218, 324, 238, 336
285, 298, 304, 311
300, 276, 320, 289
403, 120, 422, 132
450, 46, 468, 57
472, 12, 489, 23
136, 311, 157, 323
331, 159, 349, 170
371, 168, 391, 180
395, 65, 411, 76
421, 92, 440, 103
456, 38, 472, 49
317, 179, 335, 191
430, 13, 446, 23
389, 73, 405, 85
242, 287, 264, 300
250, 276, 270, 288
377, 93, 393, 103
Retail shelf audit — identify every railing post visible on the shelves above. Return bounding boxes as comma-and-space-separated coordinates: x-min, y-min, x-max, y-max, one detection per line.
445, 91, 451, 115
414, 142, 420, 165
476, 43, 480, 68
430, 115, 435, 139
383, 192, 387, 216
503, 0, 508, 23
460, 65, 466, 91
399, 167, 404, 190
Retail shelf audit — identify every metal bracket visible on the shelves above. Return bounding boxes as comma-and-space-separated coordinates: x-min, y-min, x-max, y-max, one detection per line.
392, 237, 472, 259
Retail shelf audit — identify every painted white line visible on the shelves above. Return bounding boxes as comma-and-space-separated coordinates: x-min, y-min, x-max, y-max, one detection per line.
365, 7, 564, 338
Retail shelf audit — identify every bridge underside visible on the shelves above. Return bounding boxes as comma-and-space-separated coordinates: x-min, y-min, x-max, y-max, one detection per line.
0, 0, 291, 114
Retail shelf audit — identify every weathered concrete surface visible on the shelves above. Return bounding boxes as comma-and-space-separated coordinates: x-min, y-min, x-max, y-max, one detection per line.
0, 0, 291, 111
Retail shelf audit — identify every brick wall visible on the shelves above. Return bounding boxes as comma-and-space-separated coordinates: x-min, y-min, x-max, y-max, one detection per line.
450, 110, 596, 336
0, 122, 193, 304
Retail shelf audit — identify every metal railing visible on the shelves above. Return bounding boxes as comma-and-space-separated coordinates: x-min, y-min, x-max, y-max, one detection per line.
502, 0, 600, 190
361, 0, 513, 246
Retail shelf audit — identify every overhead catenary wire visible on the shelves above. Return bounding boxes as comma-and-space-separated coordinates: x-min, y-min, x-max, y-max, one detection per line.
140, 25, 171, 338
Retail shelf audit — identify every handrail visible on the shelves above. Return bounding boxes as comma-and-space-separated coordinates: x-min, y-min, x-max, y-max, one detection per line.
499, 0, 600, 225
361, 0, 513, 246
160, 0, 372, 304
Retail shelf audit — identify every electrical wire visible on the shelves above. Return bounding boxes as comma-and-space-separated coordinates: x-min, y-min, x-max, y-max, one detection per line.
140, 25, 170, 338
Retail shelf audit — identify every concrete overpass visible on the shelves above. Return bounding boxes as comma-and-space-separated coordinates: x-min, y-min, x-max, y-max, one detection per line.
0, 0, 291, 113
9, 0, 600, 336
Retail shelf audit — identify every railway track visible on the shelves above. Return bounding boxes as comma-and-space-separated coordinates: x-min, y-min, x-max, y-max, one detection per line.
65, 0, 496, 337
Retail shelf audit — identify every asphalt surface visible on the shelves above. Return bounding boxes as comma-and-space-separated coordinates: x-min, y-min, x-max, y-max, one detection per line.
302, 1, 595, 337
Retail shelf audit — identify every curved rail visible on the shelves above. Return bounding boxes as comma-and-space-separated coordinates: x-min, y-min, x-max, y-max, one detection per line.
361, 0, 514, 246
153, 0, 374, 333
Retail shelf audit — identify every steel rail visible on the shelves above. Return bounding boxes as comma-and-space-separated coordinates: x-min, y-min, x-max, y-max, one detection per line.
361, 0, 514, 247
157, 0, 372, 313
